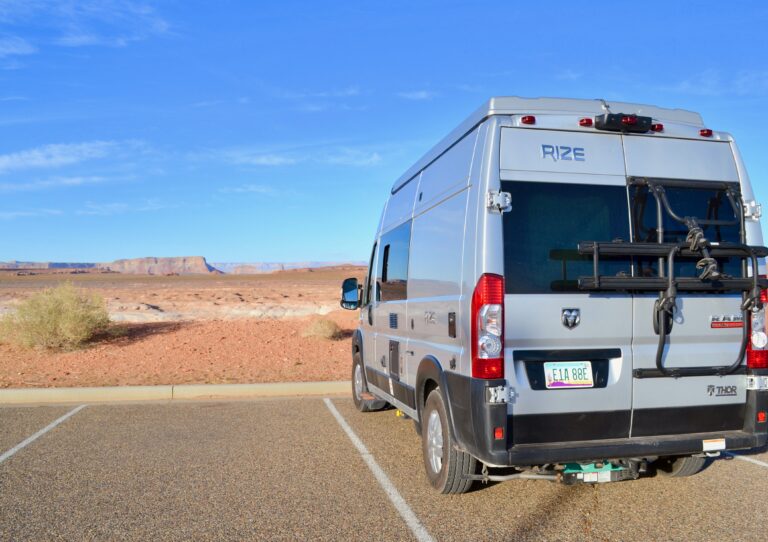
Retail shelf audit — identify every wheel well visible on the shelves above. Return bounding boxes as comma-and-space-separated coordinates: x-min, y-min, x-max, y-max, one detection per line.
422, 378, 438, 408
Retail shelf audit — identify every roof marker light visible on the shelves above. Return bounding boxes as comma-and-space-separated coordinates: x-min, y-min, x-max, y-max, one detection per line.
651, 123, 664, 132
700, 128, 713, 137
621, 115, 638, 126
521, 115, 536, 125
579, 117, 593, 127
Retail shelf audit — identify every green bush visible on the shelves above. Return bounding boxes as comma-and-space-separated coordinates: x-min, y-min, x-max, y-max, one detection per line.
301, 318, 341, 340
1, 283, 110, 350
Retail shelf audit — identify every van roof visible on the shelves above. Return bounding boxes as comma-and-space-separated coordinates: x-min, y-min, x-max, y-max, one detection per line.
392, 96, 705, 192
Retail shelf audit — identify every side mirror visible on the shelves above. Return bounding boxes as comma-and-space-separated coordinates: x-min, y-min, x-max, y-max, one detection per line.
340, 277, 361, 310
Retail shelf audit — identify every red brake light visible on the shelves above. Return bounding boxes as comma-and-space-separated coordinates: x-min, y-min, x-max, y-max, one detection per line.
621, 115, 638, 126
472, 273, 505, 379
651, 123, 664, 132
748, 276, 768, 369
700, 128, 713, 137
579, 117, 593, 127
758, 411, 767, 424
521, 115, 536, 125
494, 426, 504, 440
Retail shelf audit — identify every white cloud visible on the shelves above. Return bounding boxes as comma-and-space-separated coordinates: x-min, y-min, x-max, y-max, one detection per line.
323, 149, 382, 166
658, 69, 768, 97
1, 1, 170, 49
219, 184, 274, 194
77, 198, 173, 216
397, 90, 437, 100
556, 69, 583, 81
0, 95, 28, 101
0, 141, 115, 174
0, 36, 36, 58
226, 151, 299, 166
0, 208, 62, 220
278, 86, 361, 100
0, 175, 106, 191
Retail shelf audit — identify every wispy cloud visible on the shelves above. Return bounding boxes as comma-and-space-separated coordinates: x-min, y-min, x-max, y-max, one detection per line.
658, 69, 768, 97
215, 144, 383, 168
0, 175, 107, 191
0, 141, 115, 174
0, 36, 36, 58
0, 208, 62, 220
556, 69, 583, 81
219, 184, 275, 194
0, 95, 28, 101
277, 86, 360, 100
77, 198, 174, 216
323, 148, 382, 166
225, 151, 299, 166
0, 0, 170, 51
397, 90, 437, 100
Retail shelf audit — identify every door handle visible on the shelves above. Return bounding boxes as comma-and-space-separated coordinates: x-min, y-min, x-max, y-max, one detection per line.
367, 305, 373, 325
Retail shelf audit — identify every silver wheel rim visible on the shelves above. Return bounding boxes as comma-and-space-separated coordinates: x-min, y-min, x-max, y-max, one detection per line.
354, 363, 363, 400
426, 409, 444, 473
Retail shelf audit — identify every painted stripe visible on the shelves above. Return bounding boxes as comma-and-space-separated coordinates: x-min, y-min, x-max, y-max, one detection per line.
0, 405, 87, 465
323, 398, 434, 542
726, 451, 768, 469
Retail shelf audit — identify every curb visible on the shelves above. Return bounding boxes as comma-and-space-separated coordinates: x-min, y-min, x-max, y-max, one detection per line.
0, 381, 351, 405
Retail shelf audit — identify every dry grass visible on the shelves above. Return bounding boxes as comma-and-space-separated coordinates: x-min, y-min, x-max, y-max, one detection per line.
0, 283, 110, 350
300, 318, 342, 340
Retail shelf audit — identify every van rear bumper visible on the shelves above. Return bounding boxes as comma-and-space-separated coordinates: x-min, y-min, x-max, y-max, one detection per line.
504, 430, 766, 466
443, 373, 768, 467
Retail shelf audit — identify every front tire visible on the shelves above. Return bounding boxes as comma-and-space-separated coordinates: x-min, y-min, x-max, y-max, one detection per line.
352, 352, 387, 412
421, 389, 477, 494
657, 455, 710, 477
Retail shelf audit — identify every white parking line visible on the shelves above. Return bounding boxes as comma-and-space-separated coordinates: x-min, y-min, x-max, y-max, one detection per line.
323, 398, 434, 542
726, 451, 768, 469
0, 405, 87, 465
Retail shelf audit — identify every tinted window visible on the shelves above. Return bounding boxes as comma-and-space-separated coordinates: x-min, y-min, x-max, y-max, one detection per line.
502, 181, 630, 294
631, 184, 741, 277
378, 221, 411, 301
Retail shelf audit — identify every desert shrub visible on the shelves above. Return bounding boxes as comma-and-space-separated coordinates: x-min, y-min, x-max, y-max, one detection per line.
301, 318, 341, 340
0, 283, 110, 350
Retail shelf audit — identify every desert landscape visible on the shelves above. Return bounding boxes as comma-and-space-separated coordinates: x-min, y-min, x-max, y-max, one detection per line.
0, 260, 365, 389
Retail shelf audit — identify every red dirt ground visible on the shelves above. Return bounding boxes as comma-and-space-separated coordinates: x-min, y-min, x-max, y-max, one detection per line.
0, 269, 365, 388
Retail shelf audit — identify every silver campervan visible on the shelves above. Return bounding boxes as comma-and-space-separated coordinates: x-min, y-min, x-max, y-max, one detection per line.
340, 97, 768, 493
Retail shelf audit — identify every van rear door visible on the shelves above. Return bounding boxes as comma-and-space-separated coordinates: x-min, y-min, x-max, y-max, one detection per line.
499, 128, 634, 444
623, 136, 748, 437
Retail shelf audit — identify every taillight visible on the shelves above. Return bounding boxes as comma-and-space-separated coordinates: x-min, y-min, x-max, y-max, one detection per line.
621, 115, 638, 126
472, 273, 505, 379
747, 280, 768, 369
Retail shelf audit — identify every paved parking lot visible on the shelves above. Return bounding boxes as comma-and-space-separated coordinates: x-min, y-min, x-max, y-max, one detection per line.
2, 397, 767, 541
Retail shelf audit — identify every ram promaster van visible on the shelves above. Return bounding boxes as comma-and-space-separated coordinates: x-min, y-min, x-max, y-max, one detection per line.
340, 97, 768, 493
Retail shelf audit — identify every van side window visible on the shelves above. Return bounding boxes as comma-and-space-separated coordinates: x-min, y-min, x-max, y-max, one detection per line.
363, 242, 377, 306
501, 181, 630, 293
378, 221, 412, 302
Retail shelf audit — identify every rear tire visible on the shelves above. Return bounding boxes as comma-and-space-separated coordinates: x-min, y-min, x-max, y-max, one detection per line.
352, 352, 387, 412
657, 455, 709, 477
421, 389, 477, 494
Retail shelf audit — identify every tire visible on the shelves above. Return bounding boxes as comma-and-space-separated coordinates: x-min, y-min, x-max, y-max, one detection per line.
657, 455, 710, 477
421, 389, 477, 494
352, 352, 387, 412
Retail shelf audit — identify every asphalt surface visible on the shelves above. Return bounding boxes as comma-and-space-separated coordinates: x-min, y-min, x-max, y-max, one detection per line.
0, 398, 767, 541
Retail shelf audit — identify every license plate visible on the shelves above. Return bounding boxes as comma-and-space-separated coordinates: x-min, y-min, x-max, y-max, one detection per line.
544, 361, 594, 389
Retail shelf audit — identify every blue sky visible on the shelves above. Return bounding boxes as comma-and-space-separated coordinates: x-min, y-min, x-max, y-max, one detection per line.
1, 0, 767, 262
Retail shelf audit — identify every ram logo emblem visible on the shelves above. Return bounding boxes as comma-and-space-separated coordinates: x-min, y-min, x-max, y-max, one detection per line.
561, 308, 580, 329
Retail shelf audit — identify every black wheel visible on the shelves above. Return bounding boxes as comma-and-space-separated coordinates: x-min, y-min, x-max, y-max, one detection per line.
657, 455, 710, 477
421, 389, 477, 494
352, 352, 387, 412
